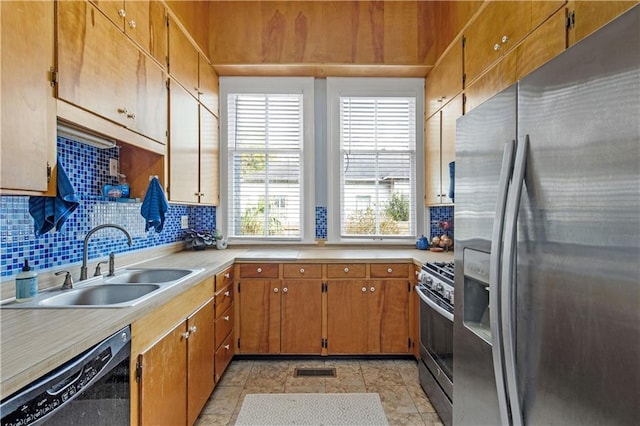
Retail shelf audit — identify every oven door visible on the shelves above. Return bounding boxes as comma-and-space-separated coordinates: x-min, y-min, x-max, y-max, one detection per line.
418, 287, 454, 397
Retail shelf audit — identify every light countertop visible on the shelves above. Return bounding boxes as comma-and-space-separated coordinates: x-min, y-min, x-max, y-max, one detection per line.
0, 246, 452, 397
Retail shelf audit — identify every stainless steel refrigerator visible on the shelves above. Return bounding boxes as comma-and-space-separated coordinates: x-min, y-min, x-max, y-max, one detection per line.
453, 6, 639, 425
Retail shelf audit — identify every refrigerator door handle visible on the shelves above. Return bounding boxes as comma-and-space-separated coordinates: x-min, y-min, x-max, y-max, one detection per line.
489, 140, 516, 425
501, 135, 529, 426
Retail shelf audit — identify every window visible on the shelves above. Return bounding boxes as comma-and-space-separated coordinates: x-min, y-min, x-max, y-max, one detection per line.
219, 78, 315, 242
327, 78, 424, 242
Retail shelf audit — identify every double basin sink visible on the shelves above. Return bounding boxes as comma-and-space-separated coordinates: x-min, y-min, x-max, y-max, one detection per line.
2, 268, 204, 309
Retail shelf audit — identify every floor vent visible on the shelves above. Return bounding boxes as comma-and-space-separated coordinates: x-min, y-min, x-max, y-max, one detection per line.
293, 368, 337, 378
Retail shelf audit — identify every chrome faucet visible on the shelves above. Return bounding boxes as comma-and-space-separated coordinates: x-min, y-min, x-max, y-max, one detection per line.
80, 224, 132, 281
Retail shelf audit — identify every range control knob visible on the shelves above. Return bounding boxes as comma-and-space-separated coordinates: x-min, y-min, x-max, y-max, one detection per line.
435, 283, 443, 292
425, 276, 433, 285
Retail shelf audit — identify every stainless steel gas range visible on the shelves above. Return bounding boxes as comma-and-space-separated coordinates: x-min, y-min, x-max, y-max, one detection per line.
416, 261, 454, 426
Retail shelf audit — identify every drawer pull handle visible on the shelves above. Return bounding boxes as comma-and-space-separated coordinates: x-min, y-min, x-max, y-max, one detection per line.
273, 288, 279, 293
189, 326, 197, 334
224, 344, 230, 350
299, 268, 305, 274
224, 290, 230, 297
224, 273, 230, 278
224, 316, 230, 321
257, 267, 262, 273
344, 267, 349, 273
362, 287, 367, 293
370, 287, 376, 293
387, 268, 393, 273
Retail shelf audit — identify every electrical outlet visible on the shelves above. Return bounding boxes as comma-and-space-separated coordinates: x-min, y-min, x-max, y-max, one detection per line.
180, 215, 189, 229
109, 159, 118, 177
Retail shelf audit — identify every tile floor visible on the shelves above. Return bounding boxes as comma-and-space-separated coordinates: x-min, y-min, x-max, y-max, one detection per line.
195, 359, 444, 426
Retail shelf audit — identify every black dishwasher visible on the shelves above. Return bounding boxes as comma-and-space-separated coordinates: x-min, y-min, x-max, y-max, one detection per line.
1, 325, 131, 426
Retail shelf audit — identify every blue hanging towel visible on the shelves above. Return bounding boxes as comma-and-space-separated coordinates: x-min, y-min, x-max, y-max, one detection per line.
28, 159, 80, 235
141, 177, 169, 232
448, 161, 455, 202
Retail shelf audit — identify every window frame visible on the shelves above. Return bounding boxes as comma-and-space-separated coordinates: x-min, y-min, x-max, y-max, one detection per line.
326, 77, 425, 244
219, 77, 315, 244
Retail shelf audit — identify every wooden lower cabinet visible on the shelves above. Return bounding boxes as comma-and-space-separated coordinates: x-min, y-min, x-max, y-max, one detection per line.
187, 300, 215, 426
238, 279, 281, 353
281, 279, 323, 354
214, 282, 235, 382
326, 279, 410, 354
215, 333, 235, 382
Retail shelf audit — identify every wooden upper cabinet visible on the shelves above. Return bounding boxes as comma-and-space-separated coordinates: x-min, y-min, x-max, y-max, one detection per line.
168, 81, 199, 203
199, 105, 220, 206
424, 112, 442, 206
198, 55, 220, 116
465, 7, 566, 112
425, 35, 463, 119
123, 0, 167, 66
464, 1, 532, 85
1, 1, 56, 195
90, 0, 125, 30
57, 1, 167, 144
567, 1, 639, 46
440, 95, 462, 205
169, 16, 199, 99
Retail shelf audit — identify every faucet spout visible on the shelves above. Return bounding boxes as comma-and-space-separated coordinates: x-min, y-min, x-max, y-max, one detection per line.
80, 224, 133, 281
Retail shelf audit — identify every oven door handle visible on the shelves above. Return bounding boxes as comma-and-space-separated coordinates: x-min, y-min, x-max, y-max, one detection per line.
416, 286, 454, 322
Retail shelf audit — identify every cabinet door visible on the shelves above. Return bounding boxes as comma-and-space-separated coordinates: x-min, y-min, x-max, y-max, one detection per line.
463, 1, 531, 84
168, 16, 199, 98
239, 279, 281, 353
425, 36, 463, 119
215, 332, 235, 383
281, 280, 323, 354
57, 1, 134, 127
186, 299, 215, 426
129, 50, 167, 144
124, 0, 167, 66
568, 1, 638, 46
90, 0, 125, 29
326, 280, 368, 354
425, 112, 441, 206
1, 0, 56, 194
199, 55, 219, 116
169, 81, 199, 203
199, 106, 219, 205
139, 322, 188, 426
440, 95, 462, 205
369, 280, 410, 353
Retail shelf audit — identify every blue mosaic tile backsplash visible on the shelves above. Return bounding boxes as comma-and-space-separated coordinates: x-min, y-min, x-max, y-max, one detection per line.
0, 137, 216, 278
315, 206, 327, 240
429, 205, 454, 240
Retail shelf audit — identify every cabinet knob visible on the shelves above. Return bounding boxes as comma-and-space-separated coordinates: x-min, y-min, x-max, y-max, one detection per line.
118, 8, 126, 18
224, 290, 230, 297
126, 112, 136, 119
387, 268, 393, 273
361, 287, 367, 293
370, 287, 376, 293
257, 267, 263, 273
273, 287, 279, 293
189, 326, 197, 334
501, 35, 509, 44
299, 268, 305, 274
117, 107, 128, 115
224, 315, 230, 321
182, 332, 190, 340
224, 273, 230, 279
437, 96, 446, 103
493, 43, 501, 51
415, 270, 419, 276
283, 287, 288, 293
128, 20, 136, 29
224, 344, 230, 350
344, 267, 350, 273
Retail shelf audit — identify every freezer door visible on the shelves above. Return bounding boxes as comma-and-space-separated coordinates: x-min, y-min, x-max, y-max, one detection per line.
516, 5, 640, 425
453, 85, 517, 425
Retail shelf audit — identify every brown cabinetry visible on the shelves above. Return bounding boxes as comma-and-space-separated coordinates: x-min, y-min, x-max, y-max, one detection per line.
168, 16, 199, 99
238, 278, 281, 353
137, 298, 214, 426
214, 279, 235, 383
425, 95, 462, 206
57, 1, 167, 145
567, 1, 639, 47
425, 36, 463, 120
1, 0, 56, 195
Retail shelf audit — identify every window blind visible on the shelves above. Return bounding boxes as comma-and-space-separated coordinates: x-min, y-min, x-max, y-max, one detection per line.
340, 96, 416, 238
227, 93, 303, 239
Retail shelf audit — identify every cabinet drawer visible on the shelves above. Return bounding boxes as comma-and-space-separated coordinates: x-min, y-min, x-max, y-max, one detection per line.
214, 332, 234, 382
214, 284, 233, 318
239, 263, 279, 278
215, 305, 233, 349
327, 264, 366, 278
370, 263, 410, 278
283, 263, 322, 279
215, 265, 234, 292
